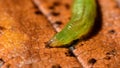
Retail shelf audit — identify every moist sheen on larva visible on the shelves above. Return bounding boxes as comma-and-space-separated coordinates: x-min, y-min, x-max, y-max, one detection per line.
48, 0, 97, 47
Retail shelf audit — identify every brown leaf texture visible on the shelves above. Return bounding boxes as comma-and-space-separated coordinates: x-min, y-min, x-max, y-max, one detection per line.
34, 0, 120, 68
34, 0, 73, 32
0, 0, 82, 68
74, 0, 120, 68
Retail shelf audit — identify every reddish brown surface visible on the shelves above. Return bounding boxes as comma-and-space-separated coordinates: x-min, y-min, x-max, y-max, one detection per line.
34, 0, 73, 32
0, 0, 82, 68
34, 0, 120, 68
0, 0, 120, 68
74, 0, 120, 67
116, 0, 120, 7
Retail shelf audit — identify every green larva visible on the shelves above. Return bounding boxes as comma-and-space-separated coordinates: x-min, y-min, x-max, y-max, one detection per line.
48, 0, 96, 47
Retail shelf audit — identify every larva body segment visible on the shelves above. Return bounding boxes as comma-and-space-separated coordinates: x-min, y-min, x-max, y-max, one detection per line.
48, 0, 96, 47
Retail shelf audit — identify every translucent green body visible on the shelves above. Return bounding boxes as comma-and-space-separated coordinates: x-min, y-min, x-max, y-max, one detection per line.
49, 0, 96, 47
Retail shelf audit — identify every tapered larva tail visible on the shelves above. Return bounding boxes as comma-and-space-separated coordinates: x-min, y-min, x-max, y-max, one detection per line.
48, 0, 96, 47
